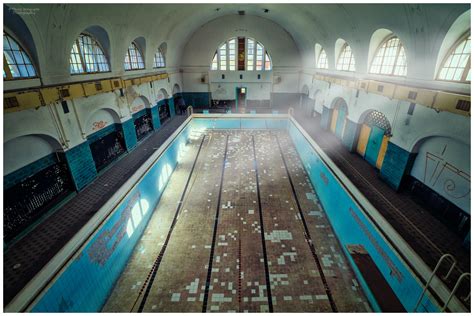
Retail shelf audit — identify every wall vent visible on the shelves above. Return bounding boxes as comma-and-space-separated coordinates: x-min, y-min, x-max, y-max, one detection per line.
59, 89, 70, 98
5, 96, 19, 109
455, 99, 470, 112
408, 91, 418, 100
95, 83, 103, 91
377, 85, 384, 92
113, 80, 120, 88
238, 10, 245, 15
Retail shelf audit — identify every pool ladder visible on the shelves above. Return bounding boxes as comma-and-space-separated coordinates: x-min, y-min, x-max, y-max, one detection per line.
186, 105, 193, 116
414, 253, 470, 312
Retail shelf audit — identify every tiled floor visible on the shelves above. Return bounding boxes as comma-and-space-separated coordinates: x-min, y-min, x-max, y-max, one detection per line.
104, 130, 370, 312
292, 110, 470, 300
3, 115, 188, 306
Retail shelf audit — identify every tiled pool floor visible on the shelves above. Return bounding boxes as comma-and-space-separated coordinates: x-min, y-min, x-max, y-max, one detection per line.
103, 130, 370, 312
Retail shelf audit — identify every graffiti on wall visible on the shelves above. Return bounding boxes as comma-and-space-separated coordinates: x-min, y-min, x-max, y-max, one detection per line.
423, 152, 471, 200
349, 207, 403, 282
92, 121, 108, 131
87, 191, 141, 266
131, 104, 145, 114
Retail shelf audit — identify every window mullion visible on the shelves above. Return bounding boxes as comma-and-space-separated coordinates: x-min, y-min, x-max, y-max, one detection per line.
77, 39, 87, 72
462, 55, 471, 81
4, 54, 13, 79
392, 43, 402, 75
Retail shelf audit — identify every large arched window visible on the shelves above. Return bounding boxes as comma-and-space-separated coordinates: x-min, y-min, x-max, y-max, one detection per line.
3, 32, 37, 80
317, 49, 328, 69
437, 34, 471, 82
370, 36, 407, 76
315, 44, 328, 69
69, 33, 110, 74
153, 48, 165, 68
336, 43, 355, 72
210, 37, 272, 71
124, 41, 145, 71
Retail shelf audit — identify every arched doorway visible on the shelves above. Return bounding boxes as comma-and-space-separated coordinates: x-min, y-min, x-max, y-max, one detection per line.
158, 89, 171, 123
131, 96, 154, 141
172, 84, 184, 115
4, 134, 74, 241
330, 98, 348, 139
356, 110, 392, 169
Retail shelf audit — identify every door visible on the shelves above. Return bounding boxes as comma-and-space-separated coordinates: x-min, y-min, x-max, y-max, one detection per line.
365, 125, 385, 167
335, 107, 346, 139
236, 87, 247, 113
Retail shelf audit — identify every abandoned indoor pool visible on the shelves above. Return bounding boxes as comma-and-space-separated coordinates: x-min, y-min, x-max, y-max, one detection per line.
6, 114, 465, 313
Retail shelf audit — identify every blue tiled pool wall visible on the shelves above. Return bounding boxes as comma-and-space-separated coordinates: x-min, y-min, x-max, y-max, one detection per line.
31, 123, 193, 312
190, 117, 289, 130
288, 122, 438, 312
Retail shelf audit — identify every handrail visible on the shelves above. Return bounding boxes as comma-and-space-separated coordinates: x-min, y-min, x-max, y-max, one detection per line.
287, 112, 468, 312
413, 254, 456, 311
186, 105, 193, 116
441, 273, 471, 312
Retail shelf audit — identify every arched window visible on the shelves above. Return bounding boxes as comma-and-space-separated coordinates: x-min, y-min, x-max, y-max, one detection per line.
124, 41, 145, 71
317, 49, 328, 69
153, 48, 165, 68
210, 37, 272, 71
69, 33, 110, 74
3, 32, 37, 80
370, 36, 407, 76
437, 34, 471, 82
336, 43, 355, 72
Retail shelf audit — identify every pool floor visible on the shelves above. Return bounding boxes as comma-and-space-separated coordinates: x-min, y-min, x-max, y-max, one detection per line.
103, 130, 370, 312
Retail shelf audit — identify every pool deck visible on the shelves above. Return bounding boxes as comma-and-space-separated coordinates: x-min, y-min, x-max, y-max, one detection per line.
292, 110, 470, 301
3, 115, 187, 306
103, 130, 370, 312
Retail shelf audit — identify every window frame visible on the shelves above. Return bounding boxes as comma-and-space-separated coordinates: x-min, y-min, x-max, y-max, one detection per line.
3, 31, 38, 81
369, 34, 407, 77
210, 37, 272, 71
316, 47, 329, 69
69, 32, 111, 76
153, 47, 166, 69
436, 31, 471, 83
124, 41, 145, 71
336, 42, 355, 72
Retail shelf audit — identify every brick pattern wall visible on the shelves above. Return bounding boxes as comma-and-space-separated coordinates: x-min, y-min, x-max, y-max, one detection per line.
181, 92, 211, 108
4, 153, 58, 190
380, 142, 417, 190
150, 106, 161, 130
121, 119, 138, 151
168, 97, 176, 117
342, 119, 359, 152
64, 142, 97, 191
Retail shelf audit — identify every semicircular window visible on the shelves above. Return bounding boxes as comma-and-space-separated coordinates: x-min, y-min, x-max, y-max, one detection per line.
364, 110, 392, 136
3, 32, 37, 80
70, 33, 110, 74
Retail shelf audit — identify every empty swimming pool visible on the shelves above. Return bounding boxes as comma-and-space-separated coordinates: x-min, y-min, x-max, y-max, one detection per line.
6, 114, 465, 313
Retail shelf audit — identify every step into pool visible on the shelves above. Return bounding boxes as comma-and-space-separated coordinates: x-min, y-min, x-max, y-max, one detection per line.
6, 114, 466, 313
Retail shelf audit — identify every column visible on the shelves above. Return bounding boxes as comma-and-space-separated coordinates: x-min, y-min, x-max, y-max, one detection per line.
121, 119, 138, 151
380, 142, 416, 190
64, 142, 97, 191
